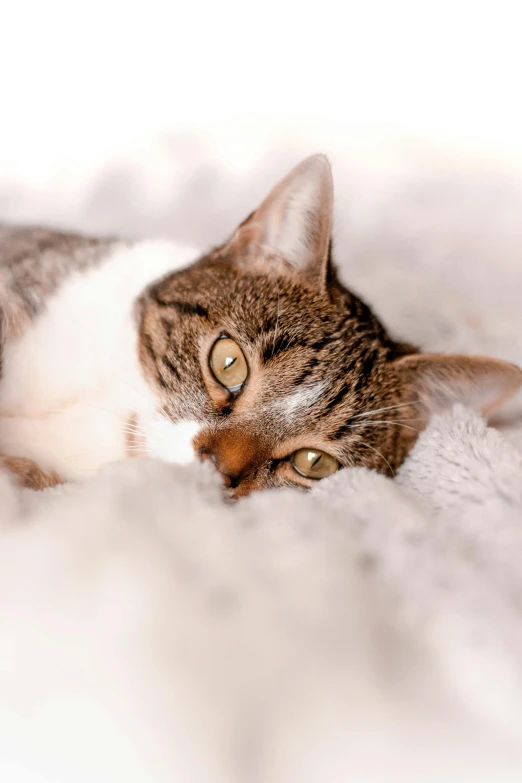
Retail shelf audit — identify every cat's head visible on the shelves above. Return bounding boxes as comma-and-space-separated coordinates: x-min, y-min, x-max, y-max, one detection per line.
138, 155, 522, 498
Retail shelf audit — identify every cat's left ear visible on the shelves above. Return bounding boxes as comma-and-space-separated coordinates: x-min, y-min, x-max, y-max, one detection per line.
225, 154, 334, 289
393, 353, 522, 420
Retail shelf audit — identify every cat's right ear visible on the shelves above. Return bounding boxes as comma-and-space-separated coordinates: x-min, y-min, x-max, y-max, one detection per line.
223, 155, 334, 290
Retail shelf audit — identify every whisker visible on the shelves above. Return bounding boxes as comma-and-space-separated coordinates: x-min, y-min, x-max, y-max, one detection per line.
40, 403, 128, 421
42, 402, 152, 425
279, 326, 299, 357
121, 380, 150, 402
347, 419, 420, 434
40, 404, 152, 443
120, 424, 148, 435
270, 282, 281, 360
356, 439, 395, 476
352, 400, 424, 420
122, 438, 149, 448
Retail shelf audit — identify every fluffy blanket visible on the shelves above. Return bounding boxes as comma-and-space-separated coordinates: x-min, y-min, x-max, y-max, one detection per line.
1, 131, 522, 781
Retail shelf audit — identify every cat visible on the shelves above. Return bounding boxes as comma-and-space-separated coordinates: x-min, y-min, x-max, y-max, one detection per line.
0, 154, 521, 498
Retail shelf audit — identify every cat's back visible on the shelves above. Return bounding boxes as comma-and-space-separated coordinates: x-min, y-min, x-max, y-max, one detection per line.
0, 225, 114, 332
0, 224, 108, 268
0, 223, 198, 339
0, 225, 200, 479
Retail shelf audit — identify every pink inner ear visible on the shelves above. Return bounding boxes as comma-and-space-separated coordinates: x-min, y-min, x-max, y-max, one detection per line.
394, 353, 522, 418
226, 155, 334, 288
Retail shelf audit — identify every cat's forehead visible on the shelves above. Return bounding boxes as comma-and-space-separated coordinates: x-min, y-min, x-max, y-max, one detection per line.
170, 260, 342, 334
151, 256, 398, 434
158, 258, 389, 395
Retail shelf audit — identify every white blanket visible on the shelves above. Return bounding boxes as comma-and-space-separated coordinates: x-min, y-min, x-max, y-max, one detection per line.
1, 132, 522, 781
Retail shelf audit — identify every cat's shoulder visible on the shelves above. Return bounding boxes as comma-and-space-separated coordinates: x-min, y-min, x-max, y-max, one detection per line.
0, 224, 199, 334
0, 223, 199, 280
0, 224, 113, 268
0, 224, 117, 336
0, 223, 116, 300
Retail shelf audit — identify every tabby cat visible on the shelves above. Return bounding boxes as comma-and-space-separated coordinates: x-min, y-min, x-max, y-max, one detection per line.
1, 155, 520, 497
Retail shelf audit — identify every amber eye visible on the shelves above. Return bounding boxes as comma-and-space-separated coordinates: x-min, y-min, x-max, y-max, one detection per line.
209, 337, 249, 392
290, 448, 339, 480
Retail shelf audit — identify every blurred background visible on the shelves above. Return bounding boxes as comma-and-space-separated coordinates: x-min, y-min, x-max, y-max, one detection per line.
2, 0, 522, 387
1, 2, 522, 304
2, 0, 522, 232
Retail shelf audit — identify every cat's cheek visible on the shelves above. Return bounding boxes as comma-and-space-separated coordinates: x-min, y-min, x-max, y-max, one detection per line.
277, 460, 315, 491
144, 417, 201, 465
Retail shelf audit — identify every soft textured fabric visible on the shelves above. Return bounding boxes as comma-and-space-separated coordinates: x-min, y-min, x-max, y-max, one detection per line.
1, 132, 522, 781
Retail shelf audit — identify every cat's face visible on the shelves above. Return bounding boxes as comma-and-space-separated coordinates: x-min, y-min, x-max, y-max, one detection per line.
138, 155, 522, 498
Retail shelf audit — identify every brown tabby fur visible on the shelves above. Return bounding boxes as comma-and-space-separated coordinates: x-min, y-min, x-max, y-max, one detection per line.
2, 155, 522, 496
137, 155, 522, 497
0, 452, 63, 490
138, 248, 421, 496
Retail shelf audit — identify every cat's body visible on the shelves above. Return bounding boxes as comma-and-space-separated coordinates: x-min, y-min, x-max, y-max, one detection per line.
1, 156, 521, 496
0, 229, 201, 482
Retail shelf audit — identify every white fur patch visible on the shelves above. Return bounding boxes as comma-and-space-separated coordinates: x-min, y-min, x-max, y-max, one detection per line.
269, 382, 327, 419
145, 416, 201, 465
0, 239, 201, 480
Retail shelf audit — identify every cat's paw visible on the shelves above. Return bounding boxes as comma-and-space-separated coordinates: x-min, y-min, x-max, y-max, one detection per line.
0, 453, 64, 491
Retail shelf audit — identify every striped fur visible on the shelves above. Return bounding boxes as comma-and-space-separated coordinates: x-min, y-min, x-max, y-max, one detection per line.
1, 156, 521, 495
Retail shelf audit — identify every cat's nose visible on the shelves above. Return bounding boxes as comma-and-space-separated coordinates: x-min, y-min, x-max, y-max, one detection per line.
197, 428, 267, 489
198, 447, 238, 488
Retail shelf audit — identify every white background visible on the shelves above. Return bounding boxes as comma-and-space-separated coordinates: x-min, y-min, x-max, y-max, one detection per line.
1, 0, 522, 185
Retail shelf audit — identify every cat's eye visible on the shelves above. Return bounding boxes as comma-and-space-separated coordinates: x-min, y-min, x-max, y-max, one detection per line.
291, 448, 339, 480
209, 337, 249, 392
